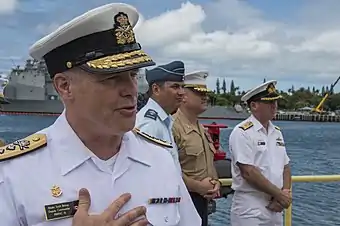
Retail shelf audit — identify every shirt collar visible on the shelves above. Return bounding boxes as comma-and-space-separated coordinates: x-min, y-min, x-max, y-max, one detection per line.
49, 111, 151, 176
174, 109, 200, 134
48, 110, 92, 176
249, 114, 275, 134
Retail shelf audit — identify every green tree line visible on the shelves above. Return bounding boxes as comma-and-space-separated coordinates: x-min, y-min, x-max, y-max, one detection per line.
209, 78, 340, 111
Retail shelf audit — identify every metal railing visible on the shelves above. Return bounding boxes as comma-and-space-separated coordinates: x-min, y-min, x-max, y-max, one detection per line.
219, 175, 340, 226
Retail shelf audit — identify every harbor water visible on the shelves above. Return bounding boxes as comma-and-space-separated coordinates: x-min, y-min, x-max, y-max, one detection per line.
1, 115, 340, 225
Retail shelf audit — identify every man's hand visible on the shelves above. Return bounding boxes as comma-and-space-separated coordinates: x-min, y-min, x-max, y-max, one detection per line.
266, 199, 284, 213
271, 189, 292, 210
282, 189, 292, 197
204, 180, 221, 200
72, 188, 149, 226
196, 177, 214, 196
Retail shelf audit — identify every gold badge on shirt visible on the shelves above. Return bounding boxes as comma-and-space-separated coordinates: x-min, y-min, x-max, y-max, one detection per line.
51, 185, 63, 198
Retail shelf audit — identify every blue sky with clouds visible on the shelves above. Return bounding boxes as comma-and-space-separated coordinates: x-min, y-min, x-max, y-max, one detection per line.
1, 0, 340, 92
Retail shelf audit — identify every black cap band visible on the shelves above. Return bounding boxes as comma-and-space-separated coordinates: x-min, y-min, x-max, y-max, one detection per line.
44, 29, 141, 77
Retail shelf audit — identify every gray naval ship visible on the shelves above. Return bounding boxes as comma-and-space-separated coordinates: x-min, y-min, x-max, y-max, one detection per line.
0, 59, 250, 120
1, 59, 63, 115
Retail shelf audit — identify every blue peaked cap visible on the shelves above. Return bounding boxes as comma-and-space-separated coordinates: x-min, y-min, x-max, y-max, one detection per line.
146, 60, 185, 85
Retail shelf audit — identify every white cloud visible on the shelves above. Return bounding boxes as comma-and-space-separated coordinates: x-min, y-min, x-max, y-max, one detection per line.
134, 0, 340, 89
290, 31, 340, 54
0, 0, 17, 14
163, 30, 279, 60
136, 2, 205, 47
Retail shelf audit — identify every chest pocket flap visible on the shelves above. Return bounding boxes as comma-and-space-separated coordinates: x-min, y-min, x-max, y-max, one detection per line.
183, 131, 204, 156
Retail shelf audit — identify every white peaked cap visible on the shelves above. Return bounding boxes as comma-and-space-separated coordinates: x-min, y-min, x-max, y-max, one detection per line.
29, 3, 155, 77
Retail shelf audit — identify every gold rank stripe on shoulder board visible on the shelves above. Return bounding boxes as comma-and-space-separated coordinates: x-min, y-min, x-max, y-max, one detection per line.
239, 121, 253, 131
274, 126, 281, 131
133, 128, 173, 148
0, 134, 47, 162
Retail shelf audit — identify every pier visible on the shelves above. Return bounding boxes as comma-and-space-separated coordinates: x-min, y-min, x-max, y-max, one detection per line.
275, 113, 340, 122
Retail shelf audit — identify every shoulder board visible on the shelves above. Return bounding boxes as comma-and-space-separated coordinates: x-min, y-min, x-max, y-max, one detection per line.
144, 109, 158, 121
0, 134, 47, 162
238, 121, 253, 131
274, 126, 280, 131
133, 128, 173, 148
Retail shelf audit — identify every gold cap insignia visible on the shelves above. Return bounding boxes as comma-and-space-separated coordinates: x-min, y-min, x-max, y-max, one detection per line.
113, 12, 136, 45
267, 83, 276, 93
51, 185, 63, 198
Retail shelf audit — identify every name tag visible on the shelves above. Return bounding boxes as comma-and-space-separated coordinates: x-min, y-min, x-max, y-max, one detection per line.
44, 200, 79, 221
257, 141, 266, 146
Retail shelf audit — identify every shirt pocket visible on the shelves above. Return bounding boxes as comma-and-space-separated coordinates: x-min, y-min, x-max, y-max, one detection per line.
183, 138, 205, 173
146, 186, 181, 226
254, 144, 270, 177
271, 142, 287, 183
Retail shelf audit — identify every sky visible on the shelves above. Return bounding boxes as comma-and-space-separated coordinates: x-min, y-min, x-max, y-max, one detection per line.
1, 0, 340, 92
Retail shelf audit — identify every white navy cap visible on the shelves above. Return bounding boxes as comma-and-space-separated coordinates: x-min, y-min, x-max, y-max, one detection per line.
241, 80, 282, 103
184, 71, 210, 92
29, 3, 155, 78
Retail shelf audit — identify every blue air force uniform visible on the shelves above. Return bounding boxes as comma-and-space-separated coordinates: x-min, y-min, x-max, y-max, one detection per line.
136, 61, 185, 172
0, 3, 201, 226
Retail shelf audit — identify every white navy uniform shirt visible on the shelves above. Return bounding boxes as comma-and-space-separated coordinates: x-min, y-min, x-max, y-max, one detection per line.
229, 115, 290, 221
0, 111, 201, 226
136, 98, 181, 172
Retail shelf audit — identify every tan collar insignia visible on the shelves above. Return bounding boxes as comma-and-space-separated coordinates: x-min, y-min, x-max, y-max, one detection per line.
51, 185, 63, 198
133, 128, 173, 148
0, 134, 47, 162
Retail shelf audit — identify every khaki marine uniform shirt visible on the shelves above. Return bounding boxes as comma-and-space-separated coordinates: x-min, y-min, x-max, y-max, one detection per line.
172, 109, 218, 181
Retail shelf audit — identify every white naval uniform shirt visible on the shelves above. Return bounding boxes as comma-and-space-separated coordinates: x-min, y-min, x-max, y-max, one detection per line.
0, 111, 201, 226
229, 115, 290, 216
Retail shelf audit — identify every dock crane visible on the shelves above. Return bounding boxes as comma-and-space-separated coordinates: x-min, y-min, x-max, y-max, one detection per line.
312, 76, 340, 113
